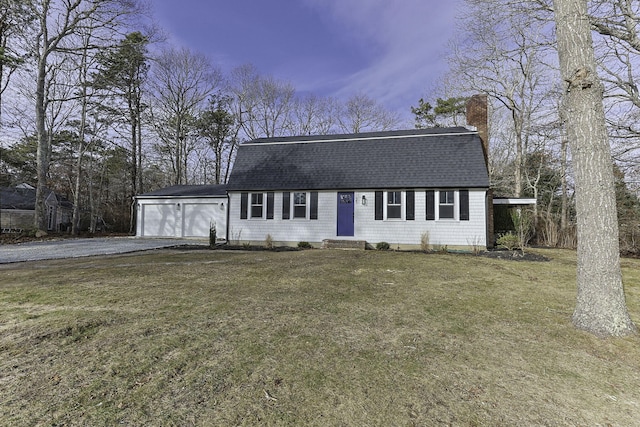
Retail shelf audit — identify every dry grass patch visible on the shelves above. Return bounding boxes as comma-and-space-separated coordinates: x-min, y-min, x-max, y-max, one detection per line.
0, 249, 639, 426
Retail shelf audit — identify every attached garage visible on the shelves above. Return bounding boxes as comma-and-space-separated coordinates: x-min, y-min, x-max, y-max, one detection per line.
135, 185, 228, 240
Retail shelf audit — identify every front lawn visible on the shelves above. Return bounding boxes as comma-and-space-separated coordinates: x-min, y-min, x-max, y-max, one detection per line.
1, 249, 639, 425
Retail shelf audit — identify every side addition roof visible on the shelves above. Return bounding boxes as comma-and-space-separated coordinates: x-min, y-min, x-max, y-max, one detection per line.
136, 184, 228, 198
226, 127, 490, 191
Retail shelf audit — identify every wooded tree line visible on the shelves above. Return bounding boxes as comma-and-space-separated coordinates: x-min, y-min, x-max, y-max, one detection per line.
415, 0, 640, 256
0, 0, 639, 255
0, 0, 401, 233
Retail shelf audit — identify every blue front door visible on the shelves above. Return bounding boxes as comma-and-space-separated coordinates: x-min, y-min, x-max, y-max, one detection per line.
337, 192, 355, 236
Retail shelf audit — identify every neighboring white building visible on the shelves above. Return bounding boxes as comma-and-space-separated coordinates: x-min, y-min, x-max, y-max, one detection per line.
135, 185, 228, 240
225, 127, 491, 250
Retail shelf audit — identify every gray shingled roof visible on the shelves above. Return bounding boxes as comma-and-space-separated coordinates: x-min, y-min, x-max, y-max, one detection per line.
0, 187, 36, 209
1, 187, 72, 210
137, 184, 228, 198
227, 127, 489, 191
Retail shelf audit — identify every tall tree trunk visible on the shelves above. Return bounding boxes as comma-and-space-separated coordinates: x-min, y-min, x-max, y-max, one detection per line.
553, 0, 636, 336
129, 96, 138, 195
72, 32, 92, 235
560, 136, 568, 232
513, 111, 523, 197
127, 97, 137, 234
71, 113, 86, 235
136, 95, 143, 193
34, 48, 49, 232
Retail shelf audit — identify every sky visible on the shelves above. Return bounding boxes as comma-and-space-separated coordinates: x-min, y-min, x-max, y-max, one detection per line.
151, 0, 463, 123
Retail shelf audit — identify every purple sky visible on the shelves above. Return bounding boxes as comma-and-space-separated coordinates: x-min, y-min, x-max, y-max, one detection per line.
151, 0, 462, 122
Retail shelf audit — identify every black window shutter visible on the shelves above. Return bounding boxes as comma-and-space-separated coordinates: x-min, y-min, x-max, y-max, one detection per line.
240, 193, 248, 219
310, 192, 318, 220
282, 192, 290, 219
266, 192, 274, 219
406, 190, 415, 220
460, 190, 469, 221
426, 190, 435, 220
375, 191, 383, 220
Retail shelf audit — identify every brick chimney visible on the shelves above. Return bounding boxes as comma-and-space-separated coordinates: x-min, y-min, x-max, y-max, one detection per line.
466, 94, 489, 164
465, 94, 494, 248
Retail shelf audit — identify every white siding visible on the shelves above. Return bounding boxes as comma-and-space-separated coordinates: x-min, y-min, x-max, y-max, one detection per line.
228, 191, 337, 244
228, 189, 487, 249
136, 197, 227, 239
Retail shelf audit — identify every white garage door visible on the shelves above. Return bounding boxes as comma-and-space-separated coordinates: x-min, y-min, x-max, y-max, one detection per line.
183, 203, 225, 237
141, 204, 177, 237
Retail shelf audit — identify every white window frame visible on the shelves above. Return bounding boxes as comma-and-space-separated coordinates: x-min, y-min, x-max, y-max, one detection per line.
293, 192, 307, 219
438, 190, 456, 220
250, 192, 264, 219
386, 191, 403, 220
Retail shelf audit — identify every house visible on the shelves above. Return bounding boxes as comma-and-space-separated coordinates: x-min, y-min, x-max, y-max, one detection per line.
0, 184, 73, 232
135, 184, 228, 239
225, 127, 491, 250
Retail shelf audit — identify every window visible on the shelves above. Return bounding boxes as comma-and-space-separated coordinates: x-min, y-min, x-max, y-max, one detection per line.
293, 192, 307, 218
387, 191, 402, 219
283, 192, 318, 220
251, 193, 264, 218
375, 191, 408, 220
439, 190, 455, 219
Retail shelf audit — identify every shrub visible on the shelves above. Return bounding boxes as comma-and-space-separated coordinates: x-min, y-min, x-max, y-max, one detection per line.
24, 228, 39, 238
467, 235, 483, 255
209, 222, 217, 248
420, 232, 430, 252
497, 232, 520, 251
511, 208, 534, 251
297, 241, 312, 249
376, 241, 390, 251
264, 234, 274, 250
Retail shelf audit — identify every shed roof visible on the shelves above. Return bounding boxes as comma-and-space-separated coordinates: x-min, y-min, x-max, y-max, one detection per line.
1, 186, 72, 210
227, 127, 489, 191
136, 184, 228, 198
0, 187, 35, 209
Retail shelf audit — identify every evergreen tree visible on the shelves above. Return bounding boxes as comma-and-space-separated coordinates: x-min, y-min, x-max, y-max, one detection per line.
93, 31, 150, 197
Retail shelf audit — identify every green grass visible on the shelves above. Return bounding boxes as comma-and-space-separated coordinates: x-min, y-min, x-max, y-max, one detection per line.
1, 248, 639, 426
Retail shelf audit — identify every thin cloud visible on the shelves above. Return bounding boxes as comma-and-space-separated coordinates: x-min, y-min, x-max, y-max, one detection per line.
152, 0, 461, 121
304, 0, 461, 115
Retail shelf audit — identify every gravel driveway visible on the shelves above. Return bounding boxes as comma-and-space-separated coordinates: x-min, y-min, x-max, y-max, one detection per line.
0, 237, 208, 264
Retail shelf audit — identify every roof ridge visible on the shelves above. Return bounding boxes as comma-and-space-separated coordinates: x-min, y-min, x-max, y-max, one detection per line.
243, 130, 478, 146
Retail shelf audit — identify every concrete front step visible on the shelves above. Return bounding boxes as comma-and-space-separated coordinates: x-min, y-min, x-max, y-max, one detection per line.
321, 239, 367, 250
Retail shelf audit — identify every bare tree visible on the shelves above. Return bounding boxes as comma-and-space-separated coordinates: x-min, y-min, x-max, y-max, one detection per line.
0, 0, 32, 125
553, 0, 636, 336
28, 0, 141, 232
588, 1, 640, 176
229, 64, 295, 139
148, 46, 222, 185
448, 0, 559, 198
336, 93, 400, 134
529, 0, 640, 174
288, 94, 338, 136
